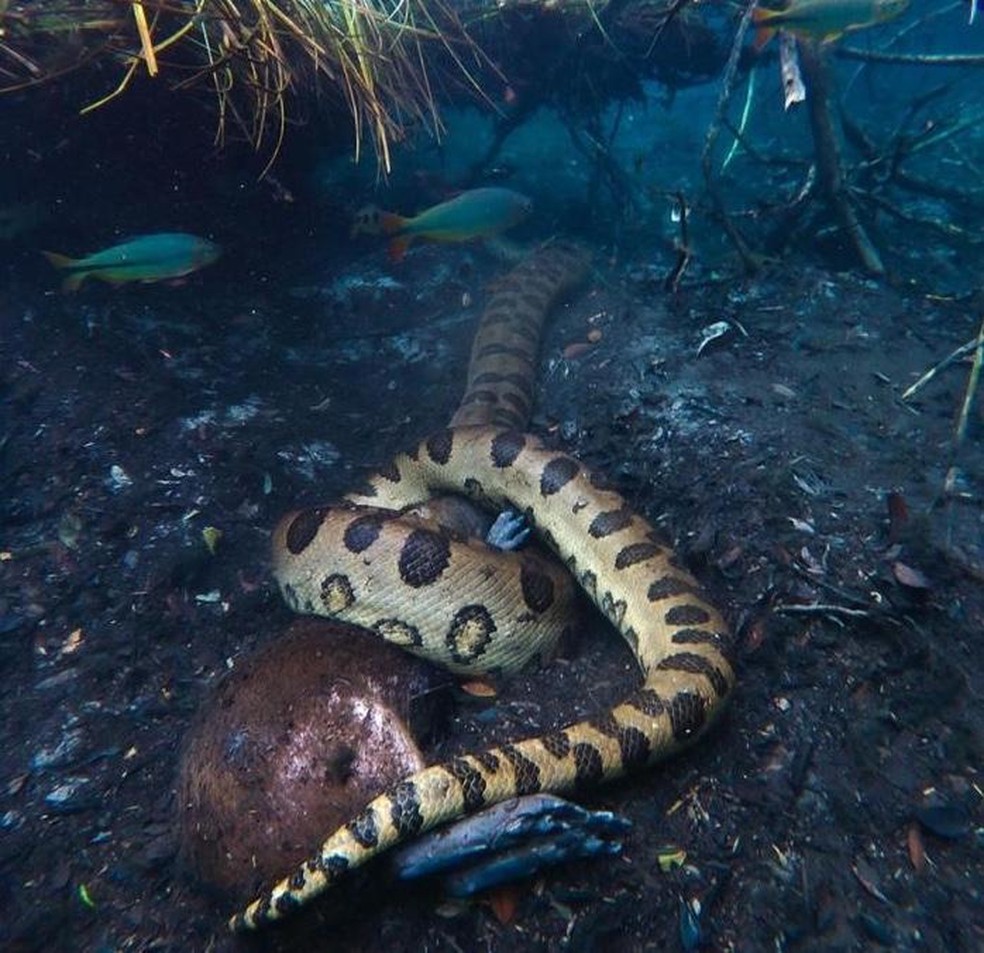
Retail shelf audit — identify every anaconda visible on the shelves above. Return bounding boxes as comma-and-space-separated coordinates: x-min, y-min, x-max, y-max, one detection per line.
231, 242, 735, 931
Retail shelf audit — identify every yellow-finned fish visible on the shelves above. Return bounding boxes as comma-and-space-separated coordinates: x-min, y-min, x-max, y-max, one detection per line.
351, 187, 533, 261
752, 0, 909, 49
42, 232, 221, 292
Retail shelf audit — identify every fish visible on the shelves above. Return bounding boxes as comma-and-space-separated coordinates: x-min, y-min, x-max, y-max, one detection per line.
42, 232, 221, 292
351, 187, 533, 261
752, 0, 909, 49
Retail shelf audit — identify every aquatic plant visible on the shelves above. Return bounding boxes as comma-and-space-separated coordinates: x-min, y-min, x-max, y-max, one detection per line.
0, 0, 491, 173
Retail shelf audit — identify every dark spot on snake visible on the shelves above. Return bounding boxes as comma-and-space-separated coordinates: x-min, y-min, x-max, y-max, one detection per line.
647, 577, 695, 601
672, 627, 726, 649
377, 458, 402, 484
284, 508, 327, 555
477, 343, 534, 363
500, 744, 542, 795
540, 456, 580, 496
588, 469, 613, 491
446, 604, 496, 663
510, 318, 541, 343
619, 725, 652, 768
344, 513, 385, 554
289, 868, 307, 890
589, 712, 622, 741
490, 430, 525, 467
668, 691, 707, 742
473, 371, 531, 390
520, 561, 555, 613
426, 429, 454, 465
474, 751, 501, 773
624, 687, 666, 719
460, 389, 499, 407
471, 371, 506, 385
490, 408, 526, 430
665, 604, 712, 627
399, 528, 451, 587
447, 757, 488, 811
390, 780, 424, 837
322, 853, 350, 879
320, 573, 355, 613
541, 731, 571, 759
600, 590, 627, 627
462, 476, 487, 501
592, 713, 650, 768
374, 618, 423, 647
347, 808, 380, 848
615, 541, 661, 570
281, 582, 299, 611
274, 892, 301, 915
623, 625, 640, 653
502, 391, 529, 412
667, 552, 691, 573
658, 652, 731, 697
589, 506, 634, 538
573, 742, 605, 787
478, 307, 512, 326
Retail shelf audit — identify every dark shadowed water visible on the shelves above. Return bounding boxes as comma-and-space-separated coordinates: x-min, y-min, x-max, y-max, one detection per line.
1, 3, 982, 950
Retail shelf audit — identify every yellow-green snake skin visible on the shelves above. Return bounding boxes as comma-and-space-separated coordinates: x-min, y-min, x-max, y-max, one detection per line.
230, 244, 734, 931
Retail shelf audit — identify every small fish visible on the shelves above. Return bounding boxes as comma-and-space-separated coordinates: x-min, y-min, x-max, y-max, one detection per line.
351, 187, 532, 261
42, 232, 221, 292
752, 0, 909, 49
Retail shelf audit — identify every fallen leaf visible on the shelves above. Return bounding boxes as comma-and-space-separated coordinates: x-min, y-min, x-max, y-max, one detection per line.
460, 679, 497, 698
891, 561, 931, 589
562, 342, 594, 360
60, 628, 84, 656
906, 822, 925, 872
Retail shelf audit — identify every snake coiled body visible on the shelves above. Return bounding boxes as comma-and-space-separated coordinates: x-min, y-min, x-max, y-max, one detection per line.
231, 245, 734, 931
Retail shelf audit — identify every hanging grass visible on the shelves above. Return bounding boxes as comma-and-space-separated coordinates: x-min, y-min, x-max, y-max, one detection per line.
0, 0, 493, 173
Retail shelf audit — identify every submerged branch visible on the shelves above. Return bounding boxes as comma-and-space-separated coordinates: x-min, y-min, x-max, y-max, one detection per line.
799, 41, 884, 275
837, 48, 984, 67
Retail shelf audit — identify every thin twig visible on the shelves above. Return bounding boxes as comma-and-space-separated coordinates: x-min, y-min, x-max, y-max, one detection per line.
775, 603, 874, 619
838, 48, 984, 67
902, 336, 984, 401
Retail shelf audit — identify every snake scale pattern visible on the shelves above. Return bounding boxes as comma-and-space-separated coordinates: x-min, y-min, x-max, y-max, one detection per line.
231, 243, 735, 931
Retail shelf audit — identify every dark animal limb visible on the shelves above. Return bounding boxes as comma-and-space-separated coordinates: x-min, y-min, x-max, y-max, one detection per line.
798, 40, 884, 276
